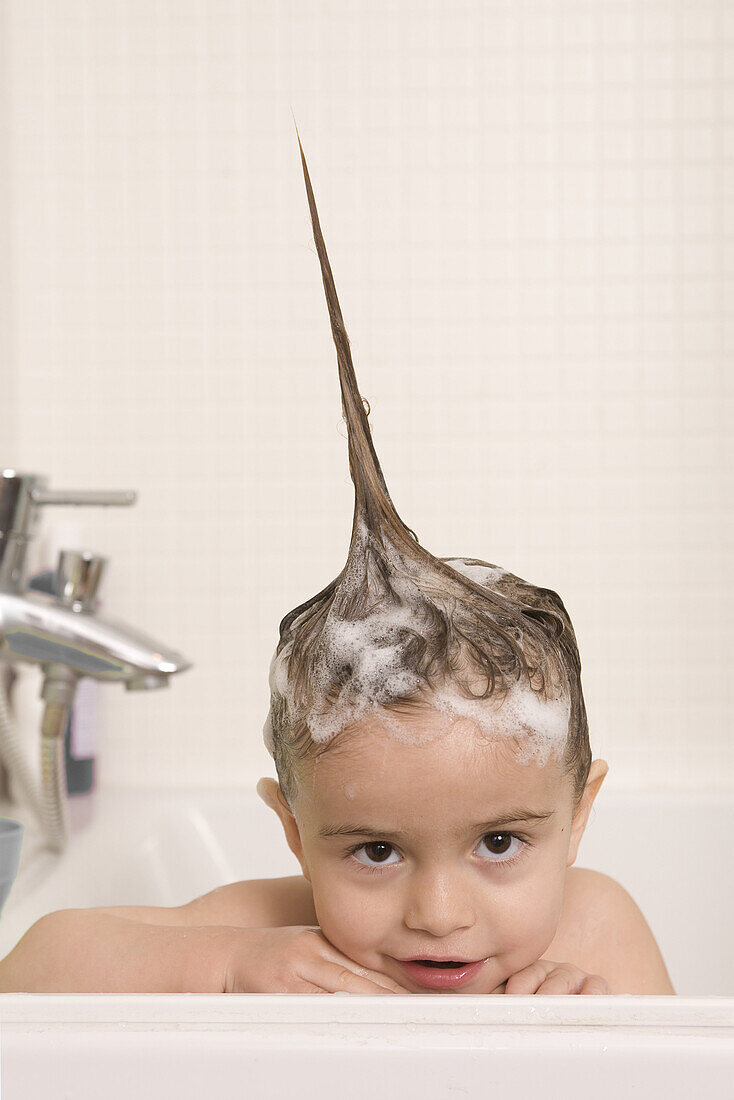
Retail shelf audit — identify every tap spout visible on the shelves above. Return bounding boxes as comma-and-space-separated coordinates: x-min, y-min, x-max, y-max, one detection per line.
0, 589, 192, 685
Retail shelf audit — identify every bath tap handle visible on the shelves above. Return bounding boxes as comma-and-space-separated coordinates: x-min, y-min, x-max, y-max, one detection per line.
28, 491, 134, 609
29, 489, 137, 508
30, 490, 135, 609
54, 550, 107, 613
0, 473, 138, 596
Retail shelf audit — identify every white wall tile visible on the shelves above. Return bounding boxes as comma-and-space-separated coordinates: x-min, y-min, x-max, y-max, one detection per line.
3, 0, 732, 796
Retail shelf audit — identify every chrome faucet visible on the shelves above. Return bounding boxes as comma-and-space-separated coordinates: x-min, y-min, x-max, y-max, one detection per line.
0, 469, 193, 851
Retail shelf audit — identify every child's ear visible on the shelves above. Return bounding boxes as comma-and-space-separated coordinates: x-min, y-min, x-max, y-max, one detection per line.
256, 777, 310, 881
256, 777, 289, 816
565, 759, 609, 867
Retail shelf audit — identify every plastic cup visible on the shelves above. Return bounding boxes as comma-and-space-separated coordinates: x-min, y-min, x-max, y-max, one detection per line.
0, 818, 25, 918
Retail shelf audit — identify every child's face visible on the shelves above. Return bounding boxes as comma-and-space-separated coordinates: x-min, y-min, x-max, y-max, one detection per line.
263, 703, 607, 994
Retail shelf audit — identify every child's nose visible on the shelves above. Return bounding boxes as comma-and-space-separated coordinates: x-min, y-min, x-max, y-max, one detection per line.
402, 871, 476, 937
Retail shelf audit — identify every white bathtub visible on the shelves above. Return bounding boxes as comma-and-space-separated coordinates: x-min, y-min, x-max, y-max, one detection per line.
0, 786, 732, 1099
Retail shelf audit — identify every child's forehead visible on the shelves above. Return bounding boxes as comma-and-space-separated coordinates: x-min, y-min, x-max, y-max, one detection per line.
306, 676, 570, 774
303, 709, 568, 818
322, 706, 536, 764
329, 711, 514, 765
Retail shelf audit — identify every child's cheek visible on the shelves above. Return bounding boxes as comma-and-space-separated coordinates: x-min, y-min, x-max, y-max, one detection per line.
496, 890, 562, 971
313, 889, 395, 963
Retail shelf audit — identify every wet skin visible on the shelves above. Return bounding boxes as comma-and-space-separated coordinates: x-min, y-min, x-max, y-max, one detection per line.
259, 705, 608, 994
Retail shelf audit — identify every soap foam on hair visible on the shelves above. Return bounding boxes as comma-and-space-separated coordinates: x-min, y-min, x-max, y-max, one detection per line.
264, 516, 570, 770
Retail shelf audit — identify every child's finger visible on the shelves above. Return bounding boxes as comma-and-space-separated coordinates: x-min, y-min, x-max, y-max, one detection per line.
580, 974, 611, 995
537, 968, 598, 994
535, 973, 574, 994
348, 964, 410, 994
504, 960, 553, 994
321, 962, 406, 995
536, 966, 585, 994
312, 941, 410, 993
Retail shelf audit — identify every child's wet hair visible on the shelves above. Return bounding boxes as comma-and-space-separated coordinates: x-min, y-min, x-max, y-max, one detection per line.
263, 127, 592, 816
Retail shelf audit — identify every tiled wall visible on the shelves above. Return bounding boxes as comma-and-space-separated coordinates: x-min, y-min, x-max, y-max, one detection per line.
4, 0, 732, 793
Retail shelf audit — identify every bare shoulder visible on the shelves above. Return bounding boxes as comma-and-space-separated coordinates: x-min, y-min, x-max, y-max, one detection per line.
90, 875, 316, 929
550, 867, 676, 995
178, 874, 317, 930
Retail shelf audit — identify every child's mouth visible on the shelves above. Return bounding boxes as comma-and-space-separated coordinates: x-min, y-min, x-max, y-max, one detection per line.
395, 958, 488, 989
418, 960, 465, 968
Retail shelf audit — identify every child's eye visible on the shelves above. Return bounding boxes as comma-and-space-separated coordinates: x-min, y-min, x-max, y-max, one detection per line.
476, 832, 525, 865
346, 833, 528, 874
349, 841, 402, 872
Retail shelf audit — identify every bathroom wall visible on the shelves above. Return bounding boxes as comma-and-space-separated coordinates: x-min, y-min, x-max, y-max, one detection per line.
4, 0, 732, 794
0, 2, 15, 461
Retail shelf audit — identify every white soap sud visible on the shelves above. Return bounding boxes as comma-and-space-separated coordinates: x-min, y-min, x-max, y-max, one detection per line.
263, 536, 569, 768
268, 647, 290, 696
442, 558, 508, 589
265, 633, 570, 762
304, 663, 570, 759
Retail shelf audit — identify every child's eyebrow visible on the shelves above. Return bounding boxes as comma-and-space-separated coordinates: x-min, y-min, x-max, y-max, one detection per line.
318, 809, 556, 840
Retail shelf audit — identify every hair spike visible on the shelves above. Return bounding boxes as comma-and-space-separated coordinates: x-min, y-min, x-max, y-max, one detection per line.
293, 122, 419, 547
263, 132, 591, 813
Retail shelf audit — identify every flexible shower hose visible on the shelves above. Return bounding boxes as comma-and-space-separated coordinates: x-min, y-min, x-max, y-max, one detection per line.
0, 672, 69, 853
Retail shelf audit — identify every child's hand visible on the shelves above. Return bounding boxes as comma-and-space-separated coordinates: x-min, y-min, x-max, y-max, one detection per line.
223, 925, 411, 995
504, 959, 611, 995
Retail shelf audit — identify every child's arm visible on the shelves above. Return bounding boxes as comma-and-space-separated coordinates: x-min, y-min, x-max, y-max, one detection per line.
0, 909, 235, 993
93, 875, 317, 930
0, 877, 317, 993
0, 910, 409, 995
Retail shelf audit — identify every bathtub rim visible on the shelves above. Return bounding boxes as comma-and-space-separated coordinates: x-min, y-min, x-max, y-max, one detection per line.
0, 993, 732, 1031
